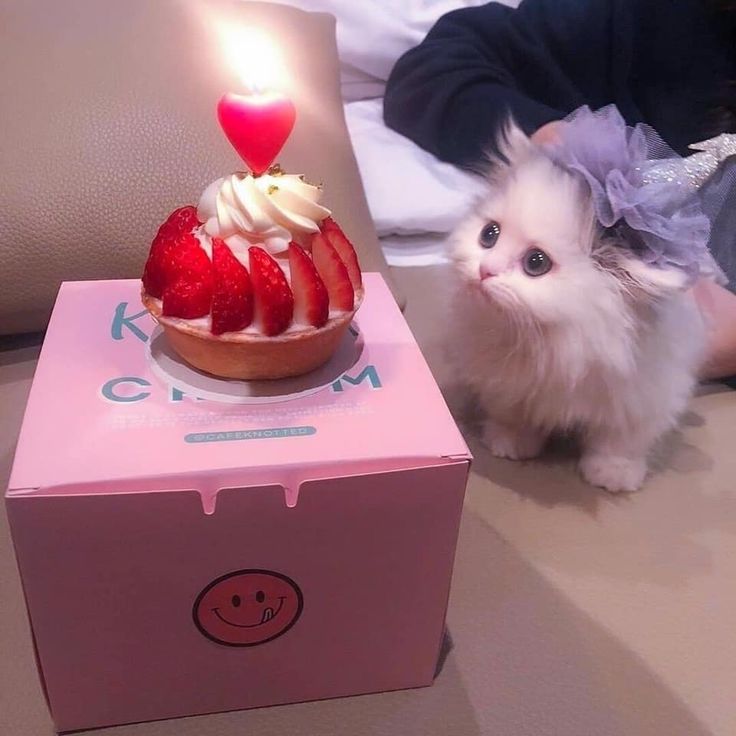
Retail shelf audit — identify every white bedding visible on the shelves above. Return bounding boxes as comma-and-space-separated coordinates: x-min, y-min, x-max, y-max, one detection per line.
344, 99, 486, 235
379, 232, 450, 268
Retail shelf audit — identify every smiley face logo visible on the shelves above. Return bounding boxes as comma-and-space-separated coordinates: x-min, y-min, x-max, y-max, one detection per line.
193, 569, 303, 647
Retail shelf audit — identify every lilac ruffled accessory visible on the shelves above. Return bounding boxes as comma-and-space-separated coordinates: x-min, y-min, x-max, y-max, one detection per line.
547, 105, 726, 283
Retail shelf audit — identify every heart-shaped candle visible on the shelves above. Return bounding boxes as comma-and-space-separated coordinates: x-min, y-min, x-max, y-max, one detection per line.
217, 91, 296, 176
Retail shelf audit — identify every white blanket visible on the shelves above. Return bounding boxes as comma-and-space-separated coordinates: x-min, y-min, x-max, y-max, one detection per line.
345, 98, 486, 236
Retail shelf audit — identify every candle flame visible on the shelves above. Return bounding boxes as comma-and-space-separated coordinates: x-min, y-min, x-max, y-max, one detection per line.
215, 22, 286, 94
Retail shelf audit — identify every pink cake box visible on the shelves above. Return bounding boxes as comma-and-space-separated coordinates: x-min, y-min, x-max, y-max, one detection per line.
6, 274, 471, 732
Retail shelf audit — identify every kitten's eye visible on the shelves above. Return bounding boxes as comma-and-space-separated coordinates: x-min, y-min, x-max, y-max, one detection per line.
523, 248, 553, 277
479, 221, 501, 249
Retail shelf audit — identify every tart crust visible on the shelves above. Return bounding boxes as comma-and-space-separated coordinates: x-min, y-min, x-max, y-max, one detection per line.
142, 289, 363, 380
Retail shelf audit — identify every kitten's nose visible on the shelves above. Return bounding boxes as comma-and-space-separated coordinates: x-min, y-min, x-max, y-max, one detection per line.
479, 263, 495, 280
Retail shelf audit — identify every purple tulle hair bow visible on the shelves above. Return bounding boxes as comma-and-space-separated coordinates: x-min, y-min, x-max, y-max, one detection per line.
547, 105, 721, 282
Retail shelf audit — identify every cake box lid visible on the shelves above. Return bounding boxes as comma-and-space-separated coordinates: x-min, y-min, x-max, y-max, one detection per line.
7, 275, 469, 508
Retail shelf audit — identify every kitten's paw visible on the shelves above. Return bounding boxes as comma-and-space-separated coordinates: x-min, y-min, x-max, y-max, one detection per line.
579, 453, 647, 493
482, 422, 545, 461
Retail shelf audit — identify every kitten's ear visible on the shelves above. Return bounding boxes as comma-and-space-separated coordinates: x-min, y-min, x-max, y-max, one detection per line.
473, 116, 533, 178
619, 257, 690, 295
596, 244, 689, 298
495, 117, 533, 167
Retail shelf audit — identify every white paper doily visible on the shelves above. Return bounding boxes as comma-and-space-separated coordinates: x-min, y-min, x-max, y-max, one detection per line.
145, 325, 364, 404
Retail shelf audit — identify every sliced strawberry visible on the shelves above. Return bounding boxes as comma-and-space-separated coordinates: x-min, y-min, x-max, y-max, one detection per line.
157, 205, 200, 239
156, 233, 212, 294
312, 232, 354, 311
142, 233, 177, 298
211, 238, 254, 335
321, 217, 362, 289
288, 242, 328, 327
162, 278, 212, 319
142, 209, 204, 298
144, 232, 213, 299
157, 235, 213, 317
144, 232, 212, 302
248, 246, 294, 336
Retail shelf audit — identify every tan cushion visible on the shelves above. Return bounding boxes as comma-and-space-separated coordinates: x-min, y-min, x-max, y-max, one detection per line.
0, 0, 399, 335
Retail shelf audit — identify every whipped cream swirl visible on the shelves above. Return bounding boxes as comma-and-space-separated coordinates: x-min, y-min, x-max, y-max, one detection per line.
197, 171, 330, 255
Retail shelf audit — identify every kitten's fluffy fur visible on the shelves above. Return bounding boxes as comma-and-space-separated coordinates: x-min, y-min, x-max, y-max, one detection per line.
450, 124, 706, 492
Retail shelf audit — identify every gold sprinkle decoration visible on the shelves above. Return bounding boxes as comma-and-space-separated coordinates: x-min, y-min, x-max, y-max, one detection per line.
268, 163, 284, 176
268, 184, 280, 195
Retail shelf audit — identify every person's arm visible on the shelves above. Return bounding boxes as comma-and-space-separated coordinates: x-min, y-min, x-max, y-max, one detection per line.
384, 0, 617, 167
693, 279, 736, 380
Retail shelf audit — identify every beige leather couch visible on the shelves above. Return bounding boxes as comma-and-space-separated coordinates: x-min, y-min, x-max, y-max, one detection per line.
2, 2, 735, 735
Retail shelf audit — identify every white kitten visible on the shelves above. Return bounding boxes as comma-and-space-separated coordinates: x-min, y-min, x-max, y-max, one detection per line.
449, 124, 706, 492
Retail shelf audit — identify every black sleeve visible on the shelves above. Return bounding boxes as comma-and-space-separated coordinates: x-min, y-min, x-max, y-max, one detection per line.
384, 0, 617, 167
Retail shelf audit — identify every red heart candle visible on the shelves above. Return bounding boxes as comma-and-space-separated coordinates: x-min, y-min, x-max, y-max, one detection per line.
217, 91, 296, 176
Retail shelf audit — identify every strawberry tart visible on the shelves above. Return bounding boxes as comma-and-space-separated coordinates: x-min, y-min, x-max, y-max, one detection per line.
141, 166, 363, 380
